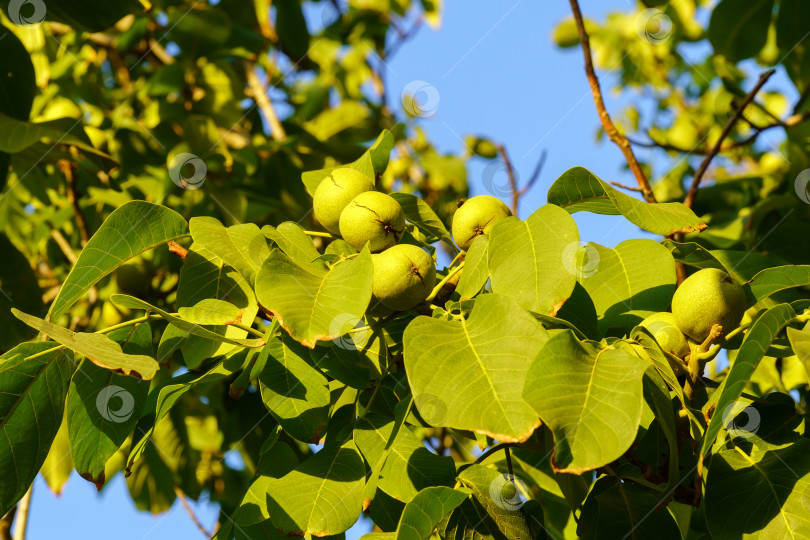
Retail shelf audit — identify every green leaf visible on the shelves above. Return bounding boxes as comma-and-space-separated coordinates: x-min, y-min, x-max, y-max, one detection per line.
547, 167, 706, 235
578, 477, 681, 539
455, 235, 489, 299
0, 342, 73, 515
66, 323, 152, 487
747, 265, 810, 303
662, 240, 729, 272
705, 441, 810, 539
641, 368, 680, 492
523, 330, 648, 473
776, 0, 810, 88
442, 464, 536, 540
12, 309, 158, 380
0, 112, 107, 159
301, 130, 394, 196
125, 415, 178, 514
39, 413, 72, 496
310, 324, 386, 389
701, 303, 798, 455
258, 335, 330, 443
0, 234, 44, 350
354, 414, 455, 503
189, 217, 270, 285
263, 222, 321, 266
708, 0, 775, 62
366, 486, 469, 540
48, 201, 188, 322
389, 192, 453, 246
255, 247, 373, 348
237, 442, 365, 536
274, 0, 310, 61
404, 293, 547, 442
787, 322, 810, 378
0, 25, 35, 188
177, 298, 242, 325
578, 240, 676, 335
488, 204, 579, 315
112, 295, 263, 349
127, 358, 238, 470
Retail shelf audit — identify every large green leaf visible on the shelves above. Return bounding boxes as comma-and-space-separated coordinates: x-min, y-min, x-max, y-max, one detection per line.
0, 26, 35, 188
12, 309, 158, 380
787, 322, 810, 378
701, 303, 798, 455
301, 130, 395, 195
163, 242, 259, 368
189, 217, 270, 285
705, 441, 810, 539
0, 342, 73, 515
354, 414, 455, 502
404, 293, 547, 442
488, 204, 579, 315
389, 192, 454, 246
578, 477, 681, 539
112, 295, 263, 349
237, 442, 366, 536
708, 0, 774, 62
523, 330, 649, 473
662, 240, 729, 272
49, 201, 188, 321
0, 112, 109, 160
547, 167, 706, 235
441, 464, 537, 540
255, 247, 373, 348
39, 413, 72, 496
577, 240, 676, 335
455, 235, 489, 300
258, 335, 330, 443
66, 323, 152, 486
263, 222, 321, 266
747, 265, 810, 303
361, 486, 470, 540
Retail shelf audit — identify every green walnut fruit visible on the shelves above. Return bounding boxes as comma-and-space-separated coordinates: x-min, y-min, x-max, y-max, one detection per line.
639, 312, 690, 358
451, 195, 512, 251
371, 244, 436, 311
671, 268, 746, 342
312, 167, 375, 234
339, 191, 406, 252
464, 135, 499, 159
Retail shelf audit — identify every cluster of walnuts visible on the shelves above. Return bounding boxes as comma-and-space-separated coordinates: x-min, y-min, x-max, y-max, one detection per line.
311, 167, 511, 314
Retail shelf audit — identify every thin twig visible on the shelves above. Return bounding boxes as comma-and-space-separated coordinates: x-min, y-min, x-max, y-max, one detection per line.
49, 229, 78, 264
244, 63, 287, 142
58, 160, 89, 246
174, 487, 212, 538
568, 0, 656, 203
1, 507, 16, 540
683, 69, 775, 208
12, 486, 32, 540
504, 445, 514, 478
518, 149, 547, 198
608, 181, 643, 193
793, 84, 810, 114
496, 145, 520, 215
382, 15, 423, 60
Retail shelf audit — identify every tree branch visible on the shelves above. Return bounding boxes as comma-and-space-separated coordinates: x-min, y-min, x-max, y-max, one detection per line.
568, 0, 656, 203
12, 486, 32, 540
683, 69, 775, 208
519, 149, 547, 198
58, 160, 89, 246
245, 63, 287, 142
496, 145, 520, 215
174, 487, 212, 538
609, 181, 642, 192
0, 507, 16, 540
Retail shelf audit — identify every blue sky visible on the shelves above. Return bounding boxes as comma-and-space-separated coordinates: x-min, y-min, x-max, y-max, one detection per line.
26, 1, 673, 538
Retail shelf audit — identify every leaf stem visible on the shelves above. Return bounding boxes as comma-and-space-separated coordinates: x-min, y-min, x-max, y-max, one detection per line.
12, 485, 32, 540
231, 322, 267, 338
302, 230, 333, 238
474, 442, 512, 465
425, 262, 465, 302
504, 445, 514, 478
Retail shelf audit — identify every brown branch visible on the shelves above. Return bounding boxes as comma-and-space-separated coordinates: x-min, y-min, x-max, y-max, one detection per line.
683, 69, 775, 208
1, 507, 16, 540
496, 145, 520, 216
245, 63, 287, 142
793, 83, 810, 114
49, 229, 78, 265
519, 149, 547, 198
609, 181, 643, 192
12, 486, 31, 540
174, 487, 212, 538
58, 160, 89, 246
568, 0, 656, 203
